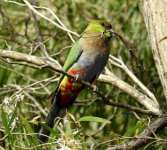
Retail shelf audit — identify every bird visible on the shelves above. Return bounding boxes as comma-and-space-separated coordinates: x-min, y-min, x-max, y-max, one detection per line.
38, 20, 115, 142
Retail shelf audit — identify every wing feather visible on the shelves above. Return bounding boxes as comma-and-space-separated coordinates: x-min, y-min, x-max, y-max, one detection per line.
63, 40, 83, 71
50, 39, 83, 103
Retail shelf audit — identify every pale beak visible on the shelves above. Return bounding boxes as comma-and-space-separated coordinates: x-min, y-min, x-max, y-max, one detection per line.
109, 28, 115, 38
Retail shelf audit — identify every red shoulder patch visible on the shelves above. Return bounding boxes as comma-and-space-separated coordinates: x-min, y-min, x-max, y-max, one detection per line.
59, 68, 84, 107
68, 68, 84, 75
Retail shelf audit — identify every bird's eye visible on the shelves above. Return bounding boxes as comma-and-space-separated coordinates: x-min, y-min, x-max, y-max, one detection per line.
100, 22, 105, 26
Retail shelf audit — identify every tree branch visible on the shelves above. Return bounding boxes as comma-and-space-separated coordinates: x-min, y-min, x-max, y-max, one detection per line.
140, 0, 167, 101
0, 50, 45, 66
104, 100, 158, 117
109, 56, 159, 106
108, 116, 167, 150
99, 73, 161, 114
22, 0, 79, 42
0, 50, 162, 115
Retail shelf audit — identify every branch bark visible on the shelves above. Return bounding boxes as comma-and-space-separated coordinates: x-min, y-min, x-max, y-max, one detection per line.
140, 0, 167, 101
99, 74, 161, 114
107, 116, 167, 150
0, 50, 161, 115
106, 1, 167, 149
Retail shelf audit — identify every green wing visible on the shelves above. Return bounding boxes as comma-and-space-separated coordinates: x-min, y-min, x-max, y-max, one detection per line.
63, 40, 83, 71
50, 40, 83, 103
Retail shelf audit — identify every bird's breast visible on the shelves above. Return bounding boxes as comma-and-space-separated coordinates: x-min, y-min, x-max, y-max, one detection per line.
72, 39, 110, 82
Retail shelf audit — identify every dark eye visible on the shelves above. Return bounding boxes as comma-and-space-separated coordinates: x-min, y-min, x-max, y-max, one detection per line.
100, 22, 105, 26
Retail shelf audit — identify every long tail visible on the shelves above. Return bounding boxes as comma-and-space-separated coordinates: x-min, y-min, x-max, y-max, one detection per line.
38, 93, 66, 143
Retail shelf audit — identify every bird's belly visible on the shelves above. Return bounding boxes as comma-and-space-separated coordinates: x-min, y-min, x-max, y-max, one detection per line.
59, 74, 84, 106
73, 51, 109, 82
58, 51, 109, 107
59, 67, 85, 107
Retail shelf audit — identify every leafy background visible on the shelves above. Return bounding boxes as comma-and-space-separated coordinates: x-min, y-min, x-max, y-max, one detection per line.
0, 0, 165, 149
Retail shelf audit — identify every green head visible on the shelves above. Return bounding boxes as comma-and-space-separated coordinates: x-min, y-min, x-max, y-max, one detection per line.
85, 20, 114, 38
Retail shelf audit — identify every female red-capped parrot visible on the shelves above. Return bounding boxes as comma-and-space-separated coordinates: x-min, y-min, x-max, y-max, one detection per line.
38, 20, 114, 142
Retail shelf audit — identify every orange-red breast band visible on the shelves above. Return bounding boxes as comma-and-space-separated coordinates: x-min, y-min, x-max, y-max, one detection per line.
59, 69, 84, 107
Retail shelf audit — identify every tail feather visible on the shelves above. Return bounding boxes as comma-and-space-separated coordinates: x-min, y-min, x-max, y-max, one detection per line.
38, 93, 65, 143
38, 81, 78, 143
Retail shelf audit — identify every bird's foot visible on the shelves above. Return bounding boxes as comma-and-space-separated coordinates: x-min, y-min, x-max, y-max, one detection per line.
74, 74, 80, 82
92, 85, 98, 94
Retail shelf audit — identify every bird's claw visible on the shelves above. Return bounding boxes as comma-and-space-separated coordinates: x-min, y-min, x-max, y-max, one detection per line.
74, 74, 80, 82
92, 85, 98, 94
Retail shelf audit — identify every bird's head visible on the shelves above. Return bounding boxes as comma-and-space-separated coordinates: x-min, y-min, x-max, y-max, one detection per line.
85, 20, 114, 39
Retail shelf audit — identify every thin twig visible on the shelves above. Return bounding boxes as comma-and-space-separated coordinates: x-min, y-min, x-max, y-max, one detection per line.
109, 55, 159, 106
22, 0, 79, 39
107, 116, 167, 150
104, 100, 158, 117
28, 0, 49, 57
0, 50, 162, 115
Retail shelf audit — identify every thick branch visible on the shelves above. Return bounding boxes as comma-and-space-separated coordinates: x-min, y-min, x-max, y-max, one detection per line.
108, 116, 167, 150
0, 50, 45, 66
0, 50, 161, 115
99, 74, 161, 114
140, 0, 167, 101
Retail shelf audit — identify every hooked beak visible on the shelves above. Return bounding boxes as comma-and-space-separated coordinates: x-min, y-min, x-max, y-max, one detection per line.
109, 28, 115, 38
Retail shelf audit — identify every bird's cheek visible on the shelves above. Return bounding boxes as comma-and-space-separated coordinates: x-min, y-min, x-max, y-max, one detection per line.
104, 31, 110, 38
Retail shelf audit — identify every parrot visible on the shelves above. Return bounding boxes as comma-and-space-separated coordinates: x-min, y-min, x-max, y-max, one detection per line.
38, 20, 114, 142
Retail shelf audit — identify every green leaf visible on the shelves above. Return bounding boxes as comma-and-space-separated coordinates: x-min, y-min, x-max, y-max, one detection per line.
48, 120, 59, 144
1, 109, 13, 145
19, 114, 34, 133
40, 123, 57, 136
7, 103, 18, 129
19, 114, 38, 146
124, 119, 146, 136
1, 109, 8, 127
29, 116, 40, 125
78, 116, 111, 124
